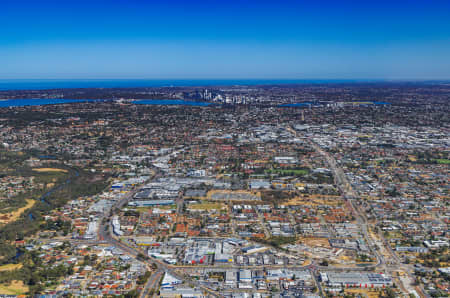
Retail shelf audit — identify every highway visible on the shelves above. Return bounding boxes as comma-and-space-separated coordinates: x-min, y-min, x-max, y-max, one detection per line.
288, 126, 382, 267
307, 137, 429, 297
141, 270, 163, 298
289, 126, 429, 298
61, 137, 429, 297
96, 168, 221, 298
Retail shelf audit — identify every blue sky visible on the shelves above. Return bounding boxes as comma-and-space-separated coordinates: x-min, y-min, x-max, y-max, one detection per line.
1, 0, 450, 79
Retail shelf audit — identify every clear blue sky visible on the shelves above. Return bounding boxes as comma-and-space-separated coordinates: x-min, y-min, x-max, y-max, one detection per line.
1, 0, 450, 80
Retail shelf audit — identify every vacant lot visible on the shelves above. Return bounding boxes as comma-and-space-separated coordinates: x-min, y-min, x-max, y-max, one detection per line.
299, 237, 331, 248
285, 195, 341, 206
32, 167, 68, 173
188, 202, 226, 211
345, 288, 381, 298
0, 263, 23, 271
0, 280, 28, 295
207, 190, 261, 201
0, 199, 35, 224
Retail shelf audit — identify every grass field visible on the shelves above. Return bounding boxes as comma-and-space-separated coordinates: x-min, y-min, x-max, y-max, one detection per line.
383, 231, 403, 240
32, 167, 68, 173
0, 280, 28, 295
157, 204, 177, 210
0, 264, 22, 271
188, 202, 226, 211
435, 159, 450, 164
0, 199, 35, 224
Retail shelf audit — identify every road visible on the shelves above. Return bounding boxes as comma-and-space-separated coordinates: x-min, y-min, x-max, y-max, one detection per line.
288, 126, 382, 266
96, 168, 221, 298
53, 139, 429, 297
289, 126, 429, 298
308, 138, 429, 297
141, 270, 163, 298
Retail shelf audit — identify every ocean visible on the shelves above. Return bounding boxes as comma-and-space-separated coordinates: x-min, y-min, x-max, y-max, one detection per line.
0, 79, 363, 91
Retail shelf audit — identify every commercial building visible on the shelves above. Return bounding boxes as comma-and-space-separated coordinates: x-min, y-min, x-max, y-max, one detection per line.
325, 272, 393, 288
128, 199, 174, 207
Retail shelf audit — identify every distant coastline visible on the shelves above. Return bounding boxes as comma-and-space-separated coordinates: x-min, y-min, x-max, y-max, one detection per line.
0, 98, 104, 107
0, 79, 430, 91
0, 98, 214, 108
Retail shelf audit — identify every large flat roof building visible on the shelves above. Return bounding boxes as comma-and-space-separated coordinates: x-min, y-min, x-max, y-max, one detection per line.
325, 272, 393, 288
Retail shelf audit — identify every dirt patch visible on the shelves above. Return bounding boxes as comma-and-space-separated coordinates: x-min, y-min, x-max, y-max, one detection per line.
345, 288, 381, 298
260, 190, 294, 204
299, 237, 331, 248
0, 199, 35, 224
32, 167, 68, 173
0, 264, 23, 272
285, 195, 342, 206
0, 280, 28, 295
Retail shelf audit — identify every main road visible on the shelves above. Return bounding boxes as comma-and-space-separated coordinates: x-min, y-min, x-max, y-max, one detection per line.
289, 126, 429, 298
288, 126, 382, 266
97, 169, 221, 298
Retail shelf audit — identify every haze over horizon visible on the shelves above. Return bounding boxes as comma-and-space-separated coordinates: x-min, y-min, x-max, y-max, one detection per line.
1, 0, 450, 80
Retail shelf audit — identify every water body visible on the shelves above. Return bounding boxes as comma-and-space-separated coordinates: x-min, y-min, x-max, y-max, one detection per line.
38, 155, 56, 159
0, 79, 368, 91
279, 102, 319, 108
371, 101, 391, 105
348, 101, 391, 105
12, 249, 24, 261
132, 99, 213, 106
0, 98, 106, 108
280, 101, 391, 107
28, 170, 79, 220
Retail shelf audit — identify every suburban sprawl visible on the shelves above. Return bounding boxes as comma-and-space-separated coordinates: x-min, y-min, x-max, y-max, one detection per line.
0, 82, 448, 298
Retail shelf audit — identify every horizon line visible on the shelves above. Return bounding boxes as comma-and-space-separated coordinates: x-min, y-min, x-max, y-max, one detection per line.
1, 78, 449, 82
